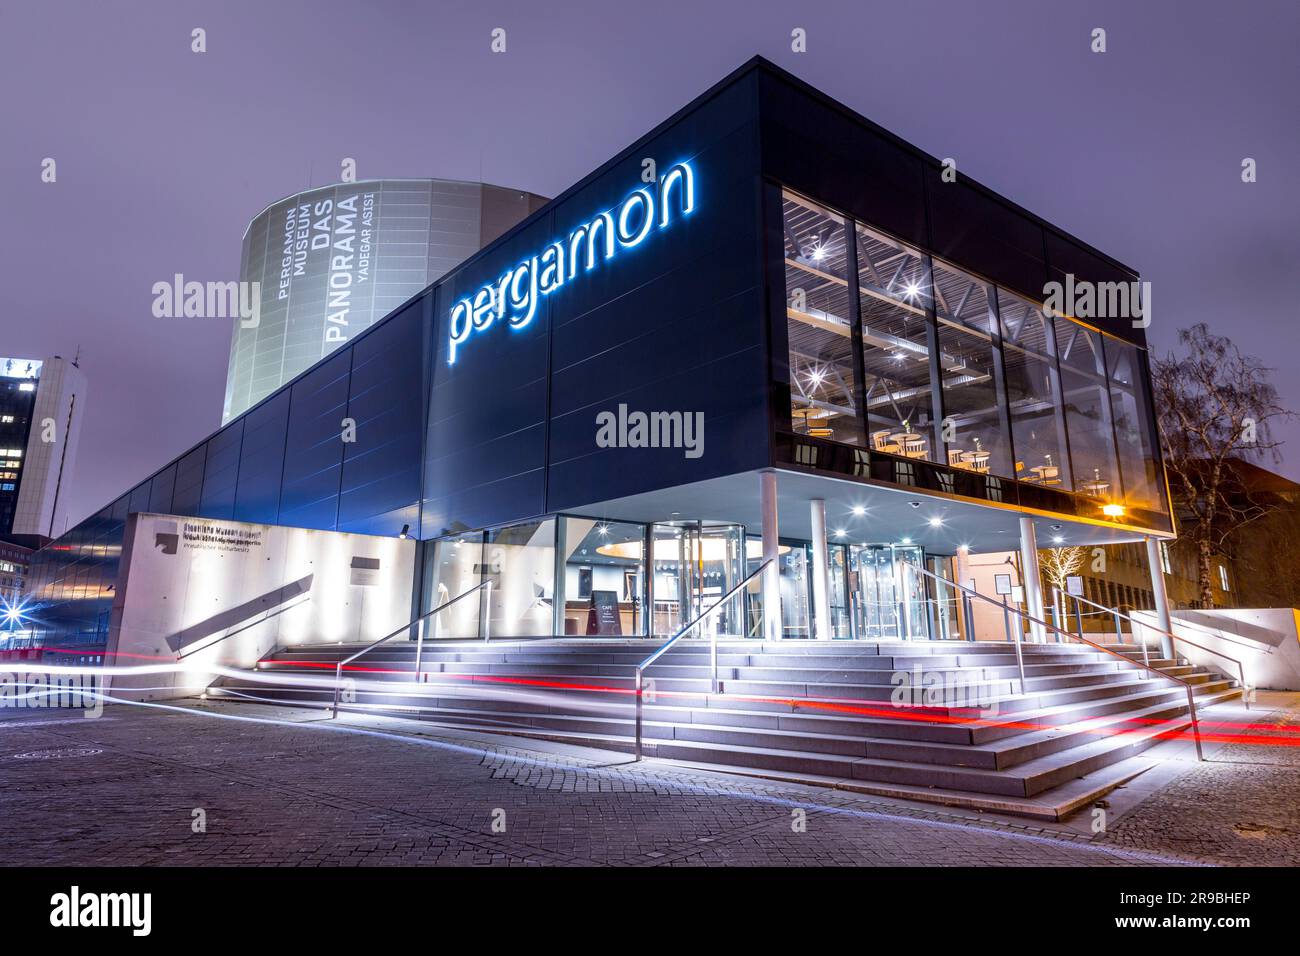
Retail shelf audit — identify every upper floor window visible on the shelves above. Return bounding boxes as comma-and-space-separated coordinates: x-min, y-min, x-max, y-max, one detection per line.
856, 222, 936, 462
782, 191, 863, 446
997, 289, 1071, 491
1218, 564, 1230, 592
933, 259, 1012, 478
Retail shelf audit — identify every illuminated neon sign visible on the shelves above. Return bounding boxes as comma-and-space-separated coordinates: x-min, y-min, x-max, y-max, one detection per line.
446, 161, 696, 363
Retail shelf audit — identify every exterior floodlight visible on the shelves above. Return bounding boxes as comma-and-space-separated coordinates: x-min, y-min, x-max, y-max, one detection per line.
1102, 504, 1125, 518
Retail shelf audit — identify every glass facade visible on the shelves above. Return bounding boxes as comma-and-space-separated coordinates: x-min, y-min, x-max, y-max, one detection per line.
782, 194, 862, 445
557, 518, 646, 637
779, 187, 1166, 516
857, 222, 937, 462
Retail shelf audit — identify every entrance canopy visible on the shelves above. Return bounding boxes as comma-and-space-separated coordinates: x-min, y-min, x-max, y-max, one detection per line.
570, 468, 1162, 555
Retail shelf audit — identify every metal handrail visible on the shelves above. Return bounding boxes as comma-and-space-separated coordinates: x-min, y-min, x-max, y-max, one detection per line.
1065, 590, 1249, 710
909, 563, 1204, 761
330, 579, 492, 717
633, 560, 771, 760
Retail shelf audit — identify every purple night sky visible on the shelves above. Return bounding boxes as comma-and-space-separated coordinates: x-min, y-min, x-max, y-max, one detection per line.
2, 0, 1297, 531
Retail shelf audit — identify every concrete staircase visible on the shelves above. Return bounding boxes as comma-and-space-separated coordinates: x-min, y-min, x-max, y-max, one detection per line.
205, 638, 1241, 819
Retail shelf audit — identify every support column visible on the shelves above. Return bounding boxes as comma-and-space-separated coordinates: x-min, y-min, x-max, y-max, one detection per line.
809, 499, 832, 640
759, 471, 781, 642
1018, 517, 1047, 643
1145, 536, 1176, 659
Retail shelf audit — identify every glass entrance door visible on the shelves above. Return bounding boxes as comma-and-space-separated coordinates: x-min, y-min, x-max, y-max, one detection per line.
649, 522, 746, 638
847, 544, 929, 640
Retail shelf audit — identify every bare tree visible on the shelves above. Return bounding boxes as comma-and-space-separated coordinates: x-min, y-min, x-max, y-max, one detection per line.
1039, 546, 1086, 597
1150, 323, 1294, 607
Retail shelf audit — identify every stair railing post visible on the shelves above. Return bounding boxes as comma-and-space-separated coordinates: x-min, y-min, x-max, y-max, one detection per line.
1075, 595, 1086, 640
331, 660, 343, 718
1002, 595, 1026, 696
710, 613, 719, 695
412, 616, 425, 683
634, 668, 644, 761
1186, 684, 1205, 762
483, 580, 493, 643
1112, 607, 1123, 646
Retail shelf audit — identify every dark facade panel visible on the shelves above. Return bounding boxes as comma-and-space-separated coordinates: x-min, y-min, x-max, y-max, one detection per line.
197, 420, 244, 520
337, 299, 425, 534
147, 463, 176, 514
127, 478, 151, 517
1044, 231, 1145, 346
171, 444, 207, 515
924, 168, 1050, 304
278, 348, 352, 531
232, 389, 291, 525
422, 211, 555, 536
757, 71, 927, 250
546, 75, 768, 512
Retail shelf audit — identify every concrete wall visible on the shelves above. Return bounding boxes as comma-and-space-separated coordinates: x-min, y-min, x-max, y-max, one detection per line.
1132, 606, 1300, 691
105, 512, 415, 701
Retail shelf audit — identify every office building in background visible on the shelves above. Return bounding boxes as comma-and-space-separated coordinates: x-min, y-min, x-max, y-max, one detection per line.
0, 355, 86, 546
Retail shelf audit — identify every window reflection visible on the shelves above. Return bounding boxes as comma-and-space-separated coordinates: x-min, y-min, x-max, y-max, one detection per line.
1054, 316, 1118, 499
557, 517, 646, 636
933, 260, 1013, 478
782, 192, 863, 445
1107, 339, 1166, 512
426, 533, 484, 638
484, 519, 556, 638
997, 290, 1072, 490
857, 223, 938, 462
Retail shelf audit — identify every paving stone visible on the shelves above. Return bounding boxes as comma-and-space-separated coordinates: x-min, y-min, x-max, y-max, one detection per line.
0, 698, 1292, 866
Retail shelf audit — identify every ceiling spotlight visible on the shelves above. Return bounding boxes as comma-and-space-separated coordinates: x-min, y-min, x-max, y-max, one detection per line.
833, 529, 846, 538
928, 517, 943, 528
909, 501, 921, 509
1050, 524, 1062, 532
597, 524, 610, 536
903, 281, 922, 300
1103, 503, 1125, 518
398, 523, 410, 539
901, 537, 913, 545
851, 505, 866, 517
1052, 535, 1064, 544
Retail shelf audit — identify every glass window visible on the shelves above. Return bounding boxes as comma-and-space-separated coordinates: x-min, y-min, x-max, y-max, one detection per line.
1218, 564, 1230, 592
782, 192, 863, 445
1106, 339, 1166, 512
557, 517, 646, 636
484, 519, 556, 638
1054, 316, 1119, 499
858, 222, 938, 461
779, 544, 811, 639
932, 260, 1012, 477
425, 533, 484, 639
997, 289, 1071, 489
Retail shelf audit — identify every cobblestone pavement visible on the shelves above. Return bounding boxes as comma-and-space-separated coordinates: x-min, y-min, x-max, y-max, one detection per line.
0, 696, 1292, 867
1094, 692, 1300, 866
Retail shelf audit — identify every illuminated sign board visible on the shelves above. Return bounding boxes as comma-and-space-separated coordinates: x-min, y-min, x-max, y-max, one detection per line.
447, 162, 696, 363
